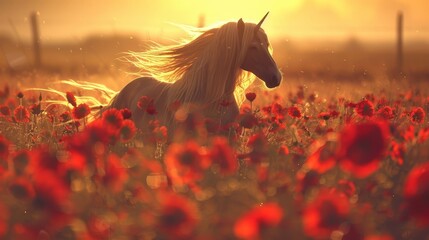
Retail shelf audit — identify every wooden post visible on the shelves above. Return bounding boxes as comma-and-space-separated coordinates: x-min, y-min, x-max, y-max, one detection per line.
396, 11, 403, 74
30, 11, 41, 68
197, 14, 205, 28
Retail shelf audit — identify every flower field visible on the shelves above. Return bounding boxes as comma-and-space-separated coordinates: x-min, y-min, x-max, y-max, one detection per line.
0, 75, 428, 240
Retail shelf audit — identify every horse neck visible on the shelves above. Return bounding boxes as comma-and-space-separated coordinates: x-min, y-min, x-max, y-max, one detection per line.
169, 63, 238, 106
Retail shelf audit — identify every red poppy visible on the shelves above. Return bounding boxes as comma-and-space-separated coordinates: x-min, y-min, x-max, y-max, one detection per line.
278, 145, 289, 156
157, 192, 199, 238
14, 105, 30, 122
120, 108, 132, 119
288, 106, 302, 118
390, 141, 405, 165
72, 103, 91, 119
101, 154, 128, 192
153, 126, 168, 143
417, 127, 429, 143
409, 107, 425, 124
234, 202, 283, 239
337, 121, 390, 178
238, 113, 258, 129
12, 150, 29, 175
208, 137, 237, 175
16, 91, 24, 99
377, 106, 394, 120
29, 103, 41, 115
245, 133, 268, 164
403, 162, 429, 227
59, 111, 72, 122
0, 105, 10, 116
0, 135, 9, 160
306, 136, 337, 173
318, 112, 331, 120
137, 95, 152, 110
8, 177, 36, 200
355, 99, 374, 117
65, 91, 77, 107
119, 119, 137, 142
102, 108, 124, 129
164, 140, 210, 186
302, 190, 350, 238
146, 102, 157, 115
330, 110, 340, 119
245, 92, 257, 102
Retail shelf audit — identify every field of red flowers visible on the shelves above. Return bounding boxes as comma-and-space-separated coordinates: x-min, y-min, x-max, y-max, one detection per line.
0, 75, 428, 240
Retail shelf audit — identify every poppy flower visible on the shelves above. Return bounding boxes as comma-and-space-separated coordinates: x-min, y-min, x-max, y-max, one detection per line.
153, 126, 168, 142
0, 105, 10, 116
245, 92, 256, 102
29, 103, 41, 115
355, 99, 374, 117
101, 154, 128, 192
164, 140, 210, 185
102, 108, 124, 129
306, 137, 337, 174
238, 113, 258, 129
409, 107, 425, 124
9, 177, 36, 200
146, 103, 157, 115
119, 119, 136, 142
65, 92, 77, 107
120, 108, 132, 119
208, 137, 237, 175
337, 121, 390, 178
59, 111, 72, 122
288, 106, 302, 118
377, 106, 394, 120
302, 190, 350, 239
14, 105, 30, 122
234, 203, 283, 239
0, 135, 9, 160
157, 192, 199, 238
137, 96, 152, 110
72, 103, 91, 119
390, 141, 405, 165
318, 112, 331, 120
403, 162, 429, 227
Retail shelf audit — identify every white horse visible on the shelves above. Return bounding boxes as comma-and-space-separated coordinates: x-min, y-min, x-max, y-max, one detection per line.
108, 13, 282, 135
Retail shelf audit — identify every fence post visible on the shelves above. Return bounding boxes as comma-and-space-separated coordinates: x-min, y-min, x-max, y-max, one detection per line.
30, 11, 41, 68
396, 11, 403, 75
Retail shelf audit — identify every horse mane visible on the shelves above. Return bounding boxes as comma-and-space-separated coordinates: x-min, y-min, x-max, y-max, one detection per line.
124, 21, 267, 106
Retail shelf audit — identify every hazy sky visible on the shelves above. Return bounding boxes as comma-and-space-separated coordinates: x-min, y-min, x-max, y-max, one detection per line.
0, 0, 428, 42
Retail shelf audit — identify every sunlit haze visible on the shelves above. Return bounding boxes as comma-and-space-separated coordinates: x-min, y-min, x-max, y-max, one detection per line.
1, 0, 428, 43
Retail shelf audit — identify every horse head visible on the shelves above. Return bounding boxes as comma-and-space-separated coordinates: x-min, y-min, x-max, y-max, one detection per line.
238, 13, 282, 88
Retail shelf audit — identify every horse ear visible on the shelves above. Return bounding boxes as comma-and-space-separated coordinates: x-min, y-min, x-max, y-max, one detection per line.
237, 18, 245, 44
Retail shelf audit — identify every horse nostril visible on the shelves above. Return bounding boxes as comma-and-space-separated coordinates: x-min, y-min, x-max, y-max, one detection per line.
272, 74, 281, 86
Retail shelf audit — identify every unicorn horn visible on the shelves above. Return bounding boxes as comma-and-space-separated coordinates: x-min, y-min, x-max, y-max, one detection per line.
255, 12, 269, 34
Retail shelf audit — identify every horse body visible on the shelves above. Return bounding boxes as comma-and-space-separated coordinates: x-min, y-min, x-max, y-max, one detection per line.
107, 13, 282, 136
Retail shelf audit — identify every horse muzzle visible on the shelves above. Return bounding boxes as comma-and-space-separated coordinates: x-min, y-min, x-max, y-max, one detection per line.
265, 70, 282, 88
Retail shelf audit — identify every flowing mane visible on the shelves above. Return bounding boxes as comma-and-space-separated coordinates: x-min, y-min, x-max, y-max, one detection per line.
123, 21, 267, 106
108, 15, 282, 136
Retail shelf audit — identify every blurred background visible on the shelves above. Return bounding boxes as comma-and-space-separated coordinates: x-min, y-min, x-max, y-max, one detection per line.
0, 0, 428, 94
